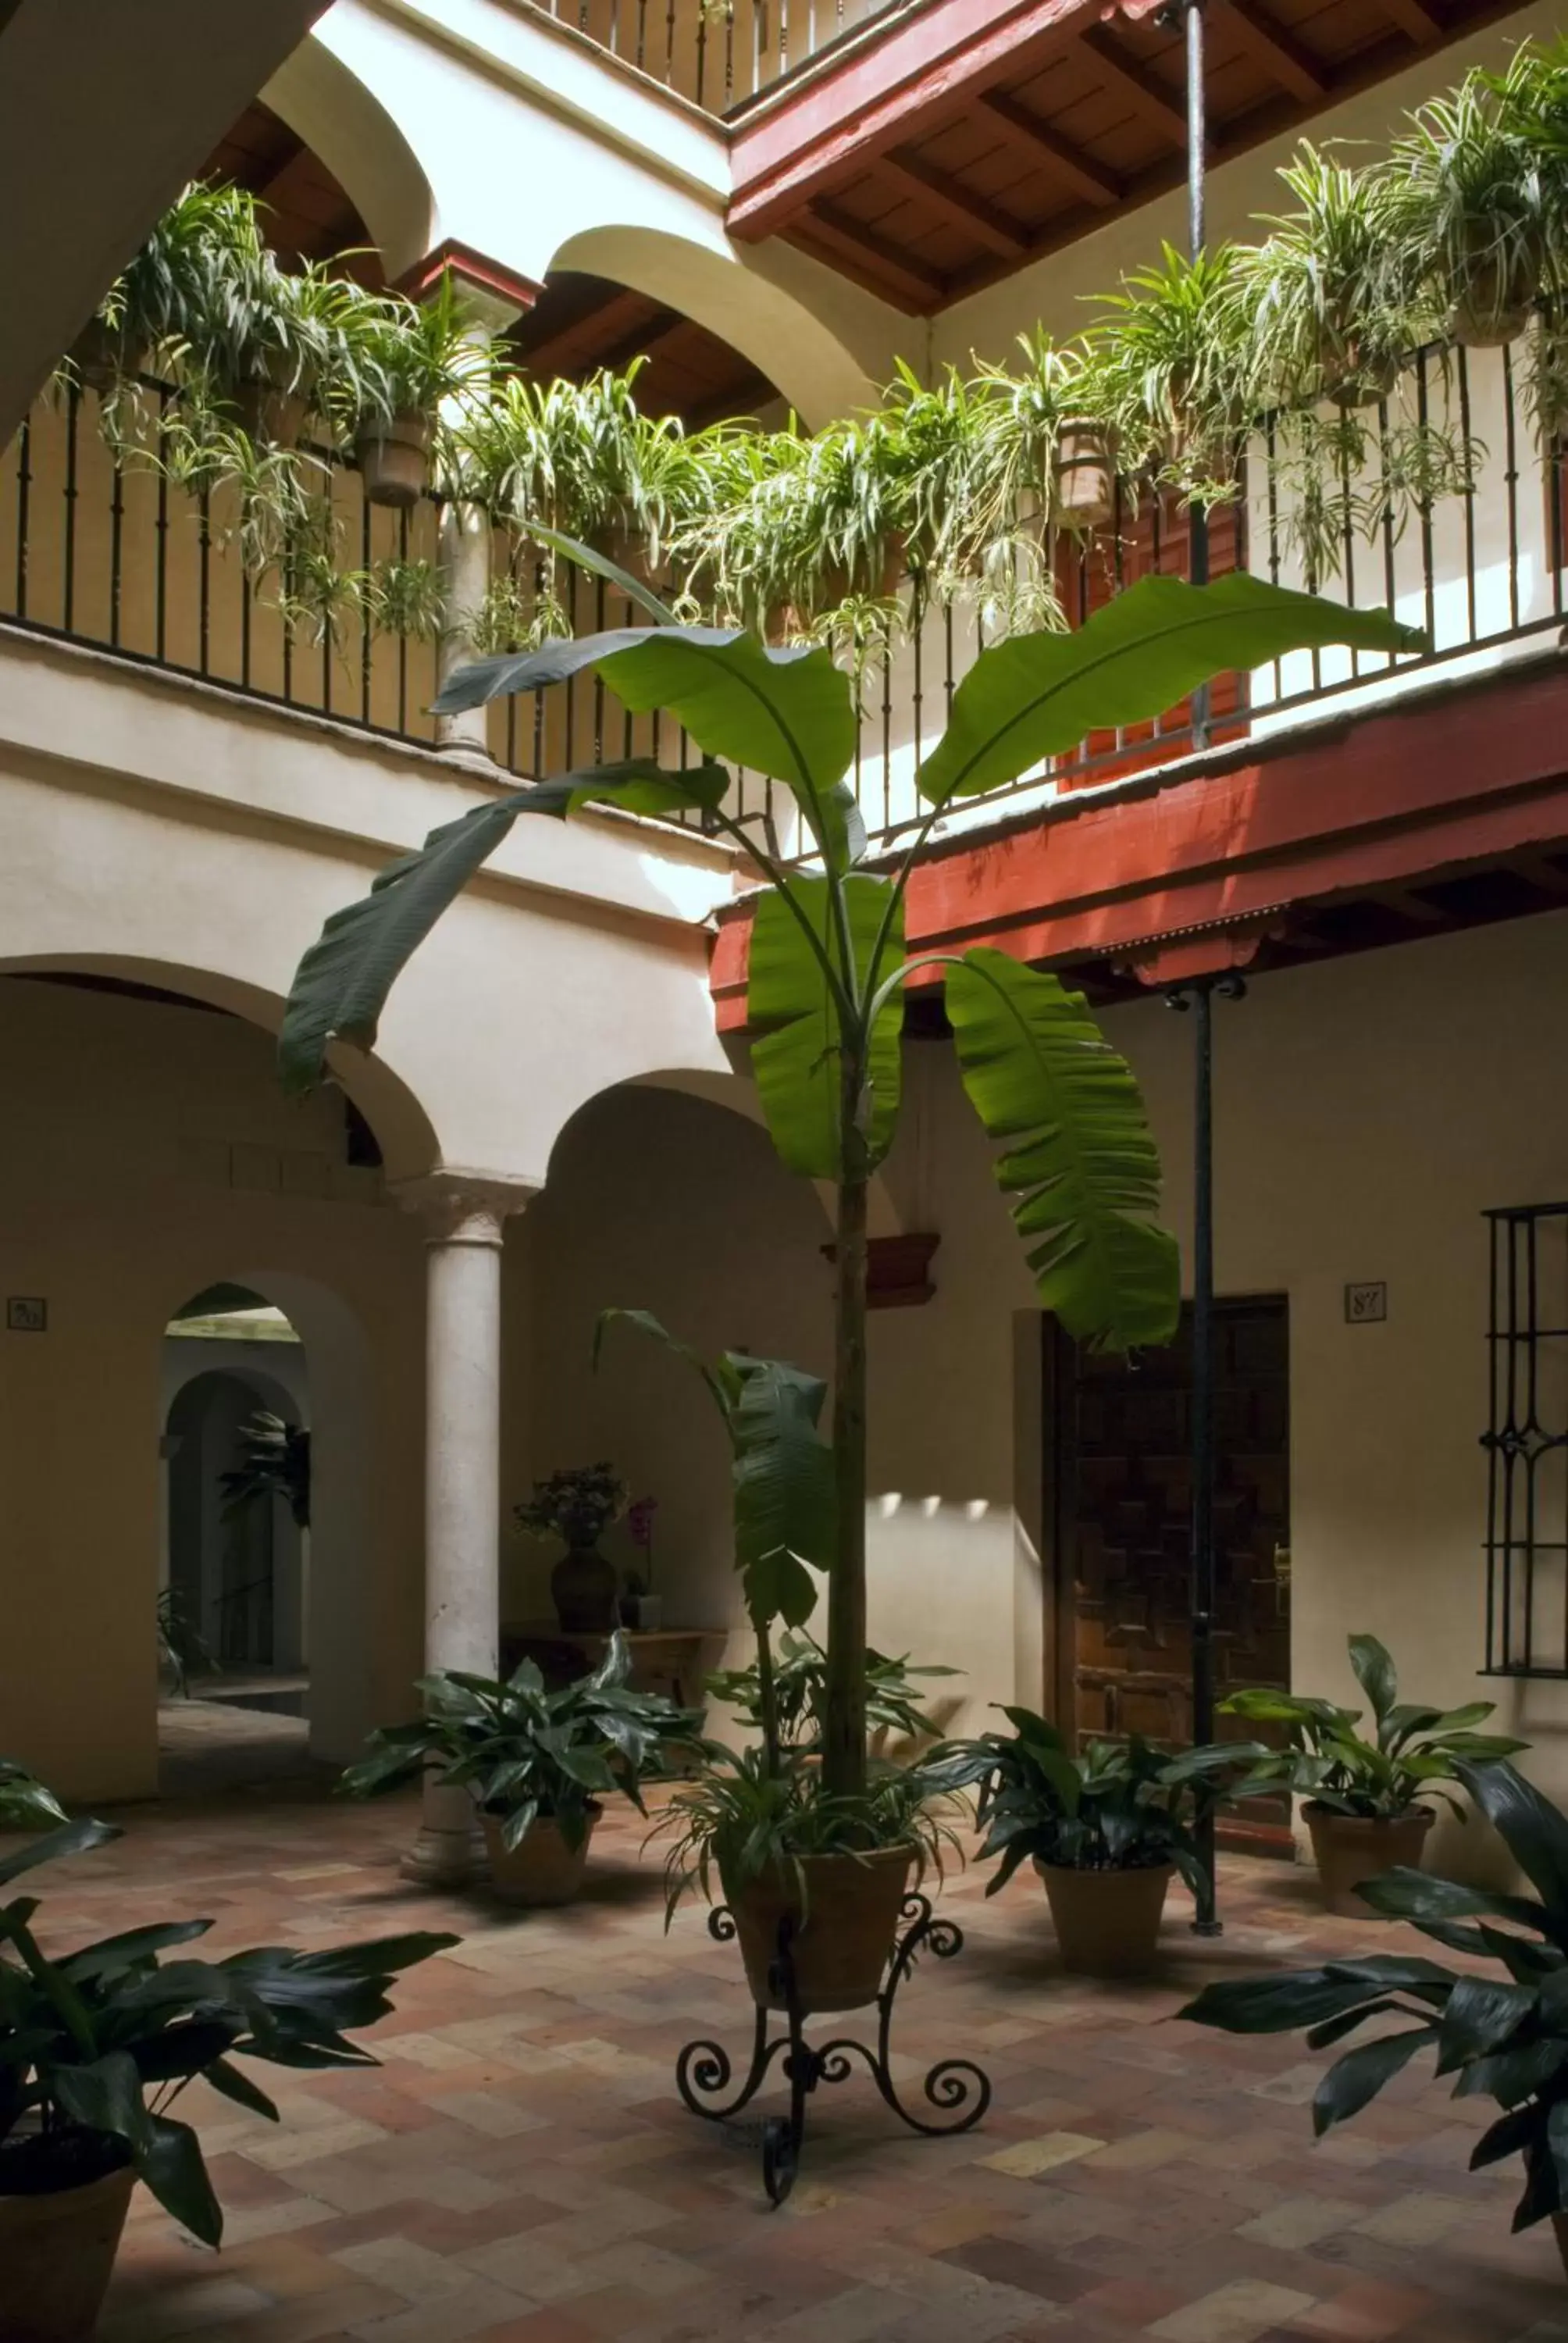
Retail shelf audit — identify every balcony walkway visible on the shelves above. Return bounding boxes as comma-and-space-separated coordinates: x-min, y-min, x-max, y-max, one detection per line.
45, 1789, 1564, 2343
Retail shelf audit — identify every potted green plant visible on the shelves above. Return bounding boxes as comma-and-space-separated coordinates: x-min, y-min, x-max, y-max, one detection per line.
280, 558, 1417, 2037
1388, 48, 1556, 348
932, 1708, 1258, 1974
347, 272, 471, 508
0, 1775, 453, 2343
1181, 1757, 1568, 2275
1092, 243, 1253, 494
515, 1460, 629, 1632
657, 1746, 963, 2012
341, 1634, 692, 1905
1222, 1632, 1527, 1915
1236, 145, 1427, 408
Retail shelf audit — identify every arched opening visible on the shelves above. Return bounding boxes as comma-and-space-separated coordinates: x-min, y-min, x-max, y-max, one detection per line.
160, 1288, 312, 1792
507, 271, 783, 427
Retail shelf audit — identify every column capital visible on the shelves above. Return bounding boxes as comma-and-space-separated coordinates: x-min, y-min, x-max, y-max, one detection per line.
393, 1171, 537, 1247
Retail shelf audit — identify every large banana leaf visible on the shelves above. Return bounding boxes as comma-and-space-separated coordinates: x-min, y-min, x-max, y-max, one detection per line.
946, 947, 1179, 1351
593, 1311, 830, 1628
747, 876, 904, 1179
436, 628, 863, 868
917, 573, 1427, 806
729, 1356, 835, 1628
278, 759, 727, 1093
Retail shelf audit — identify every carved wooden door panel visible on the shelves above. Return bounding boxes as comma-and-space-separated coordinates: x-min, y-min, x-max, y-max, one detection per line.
1049, 1297, 1292, 1846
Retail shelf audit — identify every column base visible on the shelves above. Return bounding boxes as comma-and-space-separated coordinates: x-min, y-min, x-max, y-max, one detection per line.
433, 735, 499, 778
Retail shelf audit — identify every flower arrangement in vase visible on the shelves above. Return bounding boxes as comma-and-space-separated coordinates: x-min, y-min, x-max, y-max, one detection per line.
515, 1462, 629, 1632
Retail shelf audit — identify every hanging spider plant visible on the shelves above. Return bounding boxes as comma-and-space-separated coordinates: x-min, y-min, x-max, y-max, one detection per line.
1090, 243, 1253, 499
1235, 144, 1432, 409
1388, 47, 1559, 348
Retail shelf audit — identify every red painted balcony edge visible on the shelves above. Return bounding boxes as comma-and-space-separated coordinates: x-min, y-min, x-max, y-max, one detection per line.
709, 651, 1568, 1028
727, 0, 1144, 241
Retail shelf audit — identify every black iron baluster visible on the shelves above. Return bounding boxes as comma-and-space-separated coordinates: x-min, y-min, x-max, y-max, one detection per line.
1457, 344, 1478, 647
665, 0, 676, 82
623, 594, 636, 757
62, 379, 81, 636
1265, 416, 1283, 701
109, 436, 125, 649
636, 0, 647, 68
1416, 347, 1438, 652
725, 0, 736, 104
909, 577, 924, 841
943, 595, 954, 720
1338, 423, 1357, 679
198, 482, 212, 676
396, 506, 409, 735
360, 495, 372, 726
593, 574, 606, 759
1377, 395, 1398, 674
533, 555, 547, 773
697, 2, 708, 105
1526, 1211, 1541, 1674
13, 415, 31, 619
155, 387, 170, 663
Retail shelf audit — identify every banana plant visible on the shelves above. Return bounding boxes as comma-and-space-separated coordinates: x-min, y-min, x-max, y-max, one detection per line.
593, 1307, 835, 1776
280, 542, 1418, 1807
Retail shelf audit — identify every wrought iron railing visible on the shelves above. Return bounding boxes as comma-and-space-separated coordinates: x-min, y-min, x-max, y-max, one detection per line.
1483, 1202, 1568, 1679
1, 337, 1563, 859
534, 0, 909, 116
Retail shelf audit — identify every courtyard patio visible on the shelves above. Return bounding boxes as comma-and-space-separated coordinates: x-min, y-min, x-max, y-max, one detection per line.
53, 1788, 1566, 2343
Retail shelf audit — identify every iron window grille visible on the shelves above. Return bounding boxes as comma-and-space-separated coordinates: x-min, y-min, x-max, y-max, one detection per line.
1483, 1201, 1568, 1677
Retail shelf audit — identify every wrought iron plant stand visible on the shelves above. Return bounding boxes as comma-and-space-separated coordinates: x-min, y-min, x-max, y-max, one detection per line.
675, 1892, 992, 2204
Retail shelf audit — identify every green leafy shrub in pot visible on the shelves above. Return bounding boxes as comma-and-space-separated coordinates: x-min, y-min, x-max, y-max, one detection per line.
1223, 1632, 1527, 1916
654, 1747, 963, 2012
341, 1634, 697, 1906
932, 1708, 1260, 1974
0, 1782, 453, 2343
1181, 1756, 1568, 2271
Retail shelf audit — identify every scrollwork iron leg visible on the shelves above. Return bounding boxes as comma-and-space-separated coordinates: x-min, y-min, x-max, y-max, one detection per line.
673, 1893, 991, 2207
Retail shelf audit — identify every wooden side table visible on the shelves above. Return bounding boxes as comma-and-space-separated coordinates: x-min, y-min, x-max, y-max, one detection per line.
500, 1621, 722, 1710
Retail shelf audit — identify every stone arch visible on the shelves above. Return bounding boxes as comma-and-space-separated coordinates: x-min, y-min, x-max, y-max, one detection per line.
0, 955, 440, 1186
263, 35, 438, 280
547, 226, 877, 427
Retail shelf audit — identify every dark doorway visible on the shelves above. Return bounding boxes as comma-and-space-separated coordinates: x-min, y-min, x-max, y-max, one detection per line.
1046, 1296, 1292, 1850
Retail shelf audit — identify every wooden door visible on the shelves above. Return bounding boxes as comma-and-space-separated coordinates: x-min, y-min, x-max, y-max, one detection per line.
1047, 1296, 1292, 1847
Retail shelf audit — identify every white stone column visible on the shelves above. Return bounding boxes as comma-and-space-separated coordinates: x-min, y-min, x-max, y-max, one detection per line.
435, 494, 494, 771
398, 1173, 533, 1884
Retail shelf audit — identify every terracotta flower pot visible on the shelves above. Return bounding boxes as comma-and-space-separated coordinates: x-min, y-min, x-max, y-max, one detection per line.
481, 1805, 599, 1905
1034, 1859, 1174, 1976
726, 1847, 913, 2014
551, 1546, 617, 1633
0, 2160, 137, 2343
1304, 1803, 1434, 1918
355, 412, 432, 509
1447, 249, 1538, 350
1053, 428, 1117, 529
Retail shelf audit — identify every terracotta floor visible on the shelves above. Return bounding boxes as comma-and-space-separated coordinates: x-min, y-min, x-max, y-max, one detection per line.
34, 1786, 1568, 2343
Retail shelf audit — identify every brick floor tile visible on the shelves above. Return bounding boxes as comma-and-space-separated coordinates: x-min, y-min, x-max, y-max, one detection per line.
1151, 2281, 1323, 2343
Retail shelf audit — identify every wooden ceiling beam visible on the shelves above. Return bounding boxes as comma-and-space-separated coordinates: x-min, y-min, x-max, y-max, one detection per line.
795, 201, 946, 312
1078, 25, 1188, 141
976, 89, 1120, 206
1378, 0, 1443, 42
515, 287, 651, 380
1209, 0, 1327, 101
879, 147, 1032, 256
596, 306, 687, 376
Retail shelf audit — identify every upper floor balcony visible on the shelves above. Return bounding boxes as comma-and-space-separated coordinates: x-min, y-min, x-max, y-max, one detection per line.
4, 324, 1564, 870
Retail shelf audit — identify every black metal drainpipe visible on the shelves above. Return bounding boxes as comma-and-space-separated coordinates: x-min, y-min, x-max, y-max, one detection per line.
1181, 0, 1211, 752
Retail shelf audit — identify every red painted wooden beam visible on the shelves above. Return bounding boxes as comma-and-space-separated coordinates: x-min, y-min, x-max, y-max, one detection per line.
727, 0, 1154, 241
709, 658, 1568, 1027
